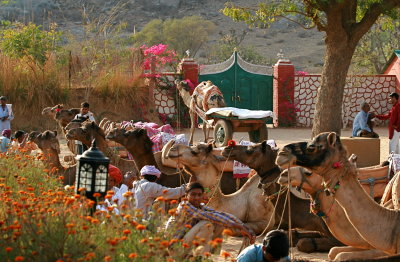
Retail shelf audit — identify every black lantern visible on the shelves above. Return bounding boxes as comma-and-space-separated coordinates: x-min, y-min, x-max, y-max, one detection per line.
75, 139, 110, 199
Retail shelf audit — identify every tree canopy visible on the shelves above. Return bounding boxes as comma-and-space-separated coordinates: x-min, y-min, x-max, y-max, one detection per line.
133, 16, 215, 58
223, 0, 400, 137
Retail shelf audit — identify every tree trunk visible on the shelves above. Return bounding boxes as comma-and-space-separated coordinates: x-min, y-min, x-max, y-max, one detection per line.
311, 38, 356, 138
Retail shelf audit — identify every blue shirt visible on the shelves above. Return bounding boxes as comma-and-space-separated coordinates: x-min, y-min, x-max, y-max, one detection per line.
0, 136, 10, 152
352, 111, 371, 137
237, 244, 265, 262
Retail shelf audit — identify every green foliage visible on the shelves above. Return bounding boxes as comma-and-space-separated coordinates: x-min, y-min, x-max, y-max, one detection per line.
133, 16, 216, 57
0, 23, 62, 70
207, 29, 269, 65
351, 17, 400, 74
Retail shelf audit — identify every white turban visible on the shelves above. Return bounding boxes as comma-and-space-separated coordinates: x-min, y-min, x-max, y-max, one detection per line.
140, 165, 161, 178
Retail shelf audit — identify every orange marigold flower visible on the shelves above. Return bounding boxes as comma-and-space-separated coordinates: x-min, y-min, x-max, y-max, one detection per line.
106, 190, 114, 195
184, 224, 192, 229
128, 253, 137, 259
170, 199, 178, 204
222, 229, 234, 236
5, 247, 12, 252
160, 240, 169, 248
123, 229, 131, 235
220, 251, 231, 258
78, 188, 86, 192
182, 243, 190, 248
140, 238, 148, 243
82, 225, 89, 231
56, 260, 64, 262
169, 239, 179, 245
122, 191, 133, 197
104, 255, 112, 262
214, 238, 223, 243
162, 189, 169, 194
59, 176, 64, 180
15, 256, 24, 261
155, 196, 165, 201
91, 218, 100, 224
104, 195, 112, 199
168, 208, 177, 215
136, 224, 146, 231
204, 252, 211, 257
93, 193, 101, 198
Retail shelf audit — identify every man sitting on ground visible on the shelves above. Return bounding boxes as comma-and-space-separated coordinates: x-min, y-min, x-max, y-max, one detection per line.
11, 130, 37, 154
237, 230, 290, 262
352, 102, 379, 138
166, 182, 255, 255
0, 129, 11, 153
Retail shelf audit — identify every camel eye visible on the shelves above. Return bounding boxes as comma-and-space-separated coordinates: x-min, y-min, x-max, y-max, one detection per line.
307, 145, 316, 152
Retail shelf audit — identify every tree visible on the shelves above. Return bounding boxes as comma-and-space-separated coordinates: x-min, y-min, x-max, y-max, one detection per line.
133, 16, 215, 57
223, 0, 400, 137
351, 17, 400, 74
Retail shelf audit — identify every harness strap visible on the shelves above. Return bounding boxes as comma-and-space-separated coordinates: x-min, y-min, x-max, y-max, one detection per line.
358, 176, 388, 198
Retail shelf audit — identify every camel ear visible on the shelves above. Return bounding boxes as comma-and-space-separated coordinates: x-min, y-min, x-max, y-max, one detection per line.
327, 132, 337, 147
261, 140, 267, 153
207, 143, 213, 153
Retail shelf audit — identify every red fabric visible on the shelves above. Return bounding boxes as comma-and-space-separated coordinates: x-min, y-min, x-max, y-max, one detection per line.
109, 164, 123, 184
376, 102, 400, 139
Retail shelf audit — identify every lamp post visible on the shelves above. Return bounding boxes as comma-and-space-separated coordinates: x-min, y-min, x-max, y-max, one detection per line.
75, 139, 110, 200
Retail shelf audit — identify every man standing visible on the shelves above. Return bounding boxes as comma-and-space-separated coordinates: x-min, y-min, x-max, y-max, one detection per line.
352, 102, 379, 138
0, 96, 13, 134
237, 230, 290, 262
375, 92, 400, 153
74, 102, 95, 122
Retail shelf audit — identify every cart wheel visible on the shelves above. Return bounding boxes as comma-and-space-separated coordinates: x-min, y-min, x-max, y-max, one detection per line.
248, 124, 268, 143
214, 119, 233, 147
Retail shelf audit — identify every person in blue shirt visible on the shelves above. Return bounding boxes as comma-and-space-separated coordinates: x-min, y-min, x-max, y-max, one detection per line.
237, 230, 290, 262
0, 129, 11, 153
352, 102, 379, 138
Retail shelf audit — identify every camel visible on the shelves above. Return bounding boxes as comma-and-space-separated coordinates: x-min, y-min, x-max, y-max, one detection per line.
28, 130, 76, 186
278, 167, 388, 261
175, 80, 225, 145
276, 132, 400, 258
165, 140, 275, 235
106, 127, 245, 193
221, 141, 342, 253
65, 121, 138, 176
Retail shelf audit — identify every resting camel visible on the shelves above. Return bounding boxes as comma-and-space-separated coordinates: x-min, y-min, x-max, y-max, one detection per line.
277, 132, 400, 258
165, 141, 274, 235
221, 141, 342, 253
278, 167, 388, 261
175, 80, 225, 145
28, 130, 76, 186
65, 121, 137, 176
106, 127, 244, 193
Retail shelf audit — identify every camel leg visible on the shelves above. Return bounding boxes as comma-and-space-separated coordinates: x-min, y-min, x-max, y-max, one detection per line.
202, 122, 207, 143
189, 111, 196, 145
183, 220, 214, 255
334, 249, 388, 261
297, 237, 343, 253
329, 246, 367, 260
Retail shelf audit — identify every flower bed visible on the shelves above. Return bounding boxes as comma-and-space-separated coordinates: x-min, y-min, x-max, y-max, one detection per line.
0, 152, 236, 261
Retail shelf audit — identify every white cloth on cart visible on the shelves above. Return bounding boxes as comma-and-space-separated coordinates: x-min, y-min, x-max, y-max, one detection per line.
205, 107, 275, 120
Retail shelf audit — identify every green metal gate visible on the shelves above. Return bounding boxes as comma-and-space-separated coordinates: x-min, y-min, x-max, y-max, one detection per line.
199, 51, 273, 111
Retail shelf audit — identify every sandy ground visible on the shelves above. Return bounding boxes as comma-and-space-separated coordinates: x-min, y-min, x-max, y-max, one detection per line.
59, 125, 390, 261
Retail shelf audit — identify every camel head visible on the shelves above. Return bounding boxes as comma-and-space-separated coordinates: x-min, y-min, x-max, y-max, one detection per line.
64, 120, 82, 132
28, 130, 60, 154
175, 79, 191, 93
66, 121, 105, 147
277, 167, 319, 195
55, 108, 80, 127
165, 141, 224, 188
277, 132, 352, 192
106, 127, 152, 156
222, 140, 278, 172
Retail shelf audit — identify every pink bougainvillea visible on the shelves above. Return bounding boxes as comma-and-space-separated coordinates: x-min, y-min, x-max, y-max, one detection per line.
140, 44, 178, 72
295, 71, 309, 76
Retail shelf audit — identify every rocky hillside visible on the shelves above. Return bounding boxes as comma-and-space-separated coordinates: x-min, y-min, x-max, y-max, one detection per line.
0, 0, 325, 73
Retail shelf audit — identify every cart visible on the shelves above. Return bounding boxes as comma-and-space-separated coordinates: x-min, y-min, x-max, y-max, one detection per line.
195, 106, 273, 147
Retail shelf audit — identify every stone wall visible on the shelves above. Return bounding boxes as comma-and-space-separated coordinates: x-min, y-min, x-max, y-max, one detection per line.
294, 75, 397, 127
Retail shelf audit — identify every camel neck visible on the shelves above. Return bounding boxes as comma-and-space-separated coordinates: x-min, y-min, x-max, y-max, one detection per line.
178, 89, 192, 108
332, 168, 399, 253
126, 146, 157, 170
310, 189, 372, 248
42, 148, 64, 171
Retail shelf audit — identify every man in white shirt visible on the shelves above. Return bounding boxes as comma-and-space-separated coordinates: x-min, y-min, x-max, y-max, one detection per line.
74, 102, 95, 123
0, 96, 14, 134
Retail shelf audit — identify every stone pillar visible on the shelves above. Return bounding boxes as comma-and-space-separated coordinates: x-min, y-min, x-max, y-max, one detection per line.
178, 58, 199, 88
273, 59, 295, 126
